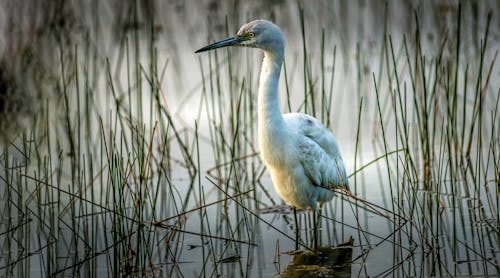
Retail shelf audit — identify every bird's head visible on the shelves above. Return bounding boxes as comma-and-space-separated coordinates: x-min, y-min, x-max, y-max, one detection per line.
195, 20, 284, 54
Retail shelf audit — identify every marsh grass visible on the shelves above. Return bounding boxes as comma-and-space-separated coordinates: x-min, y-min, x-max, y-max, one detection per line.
0, 1, 499, 277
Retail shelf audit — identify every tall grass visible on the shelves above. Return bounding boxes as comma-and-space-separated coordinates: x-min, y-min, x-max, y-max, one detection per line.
0, 1, 498, 277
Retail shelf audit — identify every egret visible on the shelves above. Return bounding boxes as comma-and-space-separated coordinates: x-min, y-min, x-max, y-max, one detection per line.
196, 20, 349, 249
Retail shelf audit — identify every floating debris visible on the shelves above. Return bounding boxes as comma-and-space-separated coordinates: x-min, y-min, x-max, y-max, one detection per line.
217, 255, 241, 263
282, 237, 354, 278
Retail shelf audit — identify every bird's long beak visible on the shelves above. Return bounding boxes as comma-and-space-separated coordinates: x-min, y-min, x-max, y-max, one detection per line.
195, 36, 244, 53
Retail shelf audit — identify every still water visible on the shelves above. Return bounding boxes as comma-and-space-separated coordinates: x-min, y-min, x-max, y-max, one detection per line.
0, 0, 498, 277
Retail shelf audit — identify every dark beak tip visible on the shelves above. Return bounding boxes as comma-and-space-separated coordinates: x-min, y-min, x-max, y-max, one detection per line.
195, 47, 210, 53
194, 47, 207, 53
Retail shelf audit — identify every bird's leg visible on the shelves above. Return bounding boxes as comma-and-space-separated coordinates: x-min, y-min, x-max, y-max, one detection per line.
312, 209, 318, 250
293, 207, 299, 250
318, 205, 323, 247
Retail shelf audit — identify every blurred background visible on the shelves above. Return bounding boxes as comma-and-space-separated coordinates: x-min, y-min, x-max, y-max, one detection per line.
0, 0, 498, 277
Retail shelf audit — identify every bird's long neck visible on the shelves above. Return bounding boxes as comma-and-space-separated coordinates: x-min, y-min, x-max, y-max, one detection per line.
258, 49, 285, 134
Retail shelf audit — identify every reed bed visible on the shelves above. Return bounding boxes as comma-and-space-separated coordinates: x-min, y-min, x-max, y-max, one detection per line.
0, 1, 498, 277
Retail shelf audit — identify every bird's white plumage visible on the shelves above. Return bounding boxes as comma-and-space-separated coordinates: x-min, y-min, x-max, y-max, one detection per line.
196, 19, 349, 212
261, 112, 348, 210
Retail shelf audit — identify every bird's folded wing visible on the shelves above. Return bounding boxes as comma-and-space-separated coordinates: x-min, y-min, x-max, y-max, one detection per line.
283, 113, 349, 190
298, 139, 348, 190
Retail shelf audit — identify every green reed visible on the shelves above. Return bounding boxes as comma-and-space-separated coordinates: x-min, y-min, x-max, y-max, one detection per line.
0, 1, 498, 277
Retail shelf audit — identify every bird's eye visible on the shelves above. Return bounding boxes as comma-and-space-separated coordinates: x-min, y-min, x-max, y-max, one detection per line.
247, 32, 255, 39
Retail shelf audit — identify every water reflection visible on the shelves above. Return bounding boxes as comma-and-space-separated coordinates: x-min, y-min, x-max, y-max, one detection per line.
0, 0, 498, 277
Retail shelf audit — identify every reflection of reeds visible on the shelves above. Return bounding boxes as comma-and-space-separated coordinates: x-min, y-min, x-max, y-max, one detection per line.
0, 1, 498, 277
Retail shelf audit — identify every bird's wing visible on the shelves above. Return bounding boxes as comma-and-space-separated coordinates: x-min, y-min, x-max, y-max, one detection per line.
284, 113, 349, 190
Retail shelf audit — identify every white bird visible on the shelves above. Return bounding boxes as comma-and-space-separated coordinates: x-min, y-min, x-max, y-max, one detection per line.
196, 19, 349, 249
